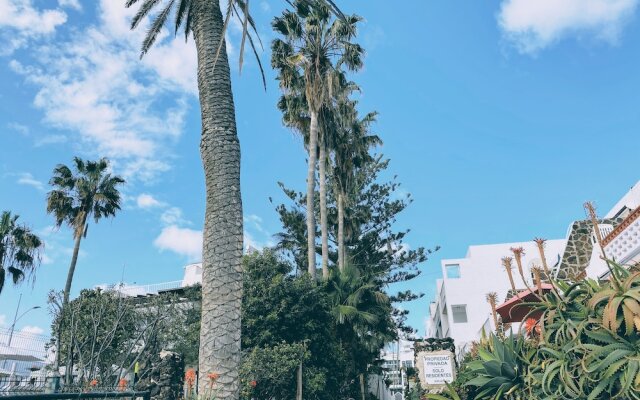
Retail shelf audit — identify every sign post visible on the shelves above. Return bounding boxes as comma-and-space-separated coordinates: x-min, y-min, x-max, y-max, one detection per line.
416, 350, 455, 391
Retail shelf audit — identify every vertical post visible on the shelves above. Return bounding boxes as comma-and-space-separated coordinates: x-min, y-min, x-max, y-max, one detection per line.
7, 294, 22, 347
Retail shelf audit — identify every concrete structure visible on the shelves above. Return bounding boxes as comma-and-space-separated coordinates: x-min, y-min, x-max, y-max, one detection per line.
426, 239, 567, 355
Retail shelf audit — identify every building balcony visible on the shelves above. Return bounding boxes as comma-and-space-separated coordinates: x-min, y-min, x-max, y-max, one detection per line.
604, 207, 640, 265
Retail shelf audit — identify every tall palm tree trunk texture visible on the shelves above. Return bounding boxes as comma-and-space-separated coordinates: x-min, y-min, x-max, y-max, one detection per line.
63, 229, 83, 306
318, 140, 329, 279
337, 192, 345, 271
306, 110, 319, 279
192, 0, 243, 397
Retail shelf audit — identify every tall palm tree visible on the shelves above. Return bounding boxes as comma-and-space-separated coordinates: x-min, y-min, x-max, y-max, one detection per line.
127, 1, 256, 395
272, 0, 363, 279
0, 211, 42, 295
331, 96, 380, 271
127, 0, 346, 395
46, 157, 124, 306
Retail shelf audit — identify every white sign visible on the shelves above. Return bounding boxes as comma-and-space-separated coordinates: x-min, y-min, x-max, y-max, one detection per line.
423, 354, 454, 385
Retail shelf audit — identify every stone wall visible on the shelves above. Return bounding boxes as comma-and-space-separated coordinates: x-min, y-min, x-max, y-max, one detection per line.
556, 218, 622, 280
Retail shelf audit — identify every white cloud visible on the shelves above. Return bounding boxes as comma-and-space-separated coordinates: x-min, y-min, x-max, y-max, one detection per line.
243, 214, 273, 250
7, 122, 29, 136
154, 225, 202, 261
0, 0, 67, 53
136, 193, 164, 209
16, 172, 44, 191
20, 325, 44, 335
498, 0, 639, 54
160, 207, 189, 226
58, 0, 81, 10
7, 0, 198, 183
0, 314, 6, 327
35, 134, 67, 146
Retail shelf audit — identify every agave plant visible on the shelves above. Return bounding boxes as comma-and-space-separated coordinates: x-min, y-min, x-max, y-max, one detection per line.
588, 261, 640, 336
463, 333, 530, 399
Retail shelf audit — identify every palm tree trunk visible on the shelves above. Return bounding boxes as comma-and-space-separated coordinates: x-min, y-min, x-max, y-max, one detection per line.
359, 373, 366, 400
63, 231, 83, 306
296, 360, 303, 400
337, 192, 345, 271
192, 1, 243, 398
306, 110, 319, 279
319, 142, 329, 279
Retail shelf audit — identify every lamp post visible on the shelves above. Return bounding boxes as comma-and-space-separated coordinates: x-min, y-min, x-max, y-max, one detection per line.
6, 293, 41, 347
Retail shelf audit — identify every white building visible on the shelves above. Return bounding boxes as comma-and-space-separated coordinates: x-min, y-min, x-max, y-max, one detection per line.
427, 179, 640, 356
378, 338, 415, 400
426, 240, 566, 355
97, 263, 203, 297
587, 181, 640, 279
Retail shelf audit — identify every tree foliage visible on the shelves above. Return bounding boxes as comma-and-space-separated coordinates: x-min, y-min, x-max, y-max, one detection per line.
50, 286, 201, 387
0, 211, 42, 294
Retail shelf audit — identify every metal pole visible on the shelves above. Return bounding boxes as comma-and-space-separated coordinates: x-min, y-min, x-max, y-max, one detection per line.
7, 294, 22, 347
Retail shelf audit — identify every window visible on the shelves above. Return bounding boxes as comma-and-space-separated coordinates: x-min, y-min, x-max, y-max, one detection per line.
402, 360, 414, 369
445, 264, 461, 278
452, 304, 468, 323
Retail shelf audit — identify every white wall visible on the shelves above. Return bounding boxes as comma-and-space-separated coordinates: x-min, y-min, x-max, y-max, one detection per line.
428, 239, 566, 350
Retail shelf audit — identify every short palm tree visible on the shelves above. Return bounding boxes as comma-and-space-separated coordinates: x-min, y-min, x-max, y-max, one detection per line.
272, 0, 363, 279
0, 211, 42, 294
326, 264, 391, 400
46, 157, 124, 306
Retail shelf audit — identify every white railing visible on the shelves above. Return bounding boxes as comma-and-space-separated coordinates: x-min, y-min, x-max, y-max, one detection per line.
605, 218, 640, 264
106, 280, 184, 297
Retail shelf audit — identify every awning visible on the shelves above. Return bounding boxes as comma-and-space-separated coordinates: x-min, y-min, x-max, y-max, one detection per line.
496, 284, 553, 323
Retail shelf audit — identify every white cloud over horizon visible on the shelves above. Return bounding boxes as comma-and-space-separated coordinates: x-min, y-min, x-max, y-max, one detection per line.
498, 0, 640, 54
154, 225, 203, 261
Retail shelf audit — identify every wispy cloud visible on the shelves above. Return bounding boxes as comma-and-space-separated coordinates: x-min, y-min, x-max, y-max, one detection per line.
58, 0, 81, 11
7, 122, 29, 136
35, 134, 67, 147
20, 325, 44, 335
136, 193, 165, 209
0, 0, 67, 53
16, 172, 44, 191
160, 207, 190, 226
498, 0, 640, 54
243, 214, 274, 250
6, 0, 197, 183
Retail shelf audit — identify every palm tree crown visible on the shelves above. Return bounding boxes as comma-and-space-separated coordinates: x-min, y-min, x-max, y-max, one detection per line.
0, 211, 42, 294
47, 158, 124, 238
47, 157, 124, 305
271, 1, 363, 112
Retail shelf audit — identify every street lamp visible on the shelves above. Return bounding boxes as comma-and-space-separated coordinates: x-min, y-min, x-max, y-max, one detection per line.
6, 293, 41, 348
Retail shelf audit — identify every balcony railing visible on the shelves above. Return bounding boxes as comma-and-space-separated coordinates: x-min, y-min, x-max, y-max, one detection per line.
106, 280, 184, 297
604, 208, 640, 264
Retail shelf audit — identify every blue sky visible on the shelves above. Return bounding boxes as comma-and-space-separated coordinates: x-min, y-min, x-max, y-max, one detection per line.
1, 0, 640, 337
